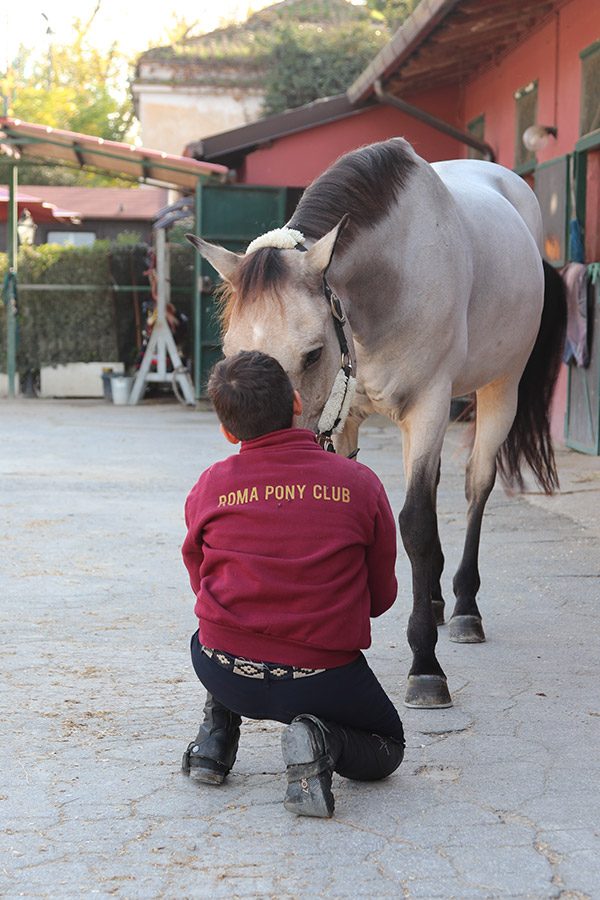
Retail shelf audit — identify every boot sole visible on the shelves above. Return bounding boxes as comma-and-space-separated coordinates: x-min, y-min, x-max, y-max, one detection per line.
281, 722, 334, 818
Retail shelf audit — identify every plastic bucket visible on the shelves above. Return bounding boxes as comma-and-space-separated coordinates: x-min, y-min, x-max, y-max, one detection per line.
111, 375, 133, 406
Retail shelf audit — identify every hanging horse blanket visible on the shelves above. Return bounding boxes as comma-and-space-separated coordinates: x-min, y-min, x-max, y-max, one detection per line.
561, 261, 589, 367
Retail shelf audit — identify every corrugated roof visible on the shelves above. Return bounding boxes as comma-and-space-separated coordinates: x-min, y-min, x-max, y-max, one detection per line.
18, 186, 168, 221
0, 119, 228, 190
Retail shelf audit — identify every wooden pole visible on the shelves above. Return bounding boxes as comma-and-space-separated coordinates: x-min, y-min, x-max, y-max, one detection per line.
193, 180, 203, 400
5, 163, 18, 397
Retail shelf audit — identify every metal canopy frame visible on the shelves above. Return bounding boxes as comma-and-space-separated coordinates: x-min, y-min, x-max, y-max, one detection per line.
0, 117, 228, 399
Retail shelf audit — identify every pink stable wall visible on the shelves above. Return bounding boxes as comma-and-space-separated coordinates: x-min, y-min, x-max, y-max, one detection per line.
460, 0, 600, 165
460, 0, 600, 444
241, 86, 462, 187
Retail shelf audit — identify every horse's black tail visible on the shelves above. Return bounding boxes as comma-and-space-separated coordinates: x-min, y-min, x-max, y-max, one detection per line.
497, 260, 567, 495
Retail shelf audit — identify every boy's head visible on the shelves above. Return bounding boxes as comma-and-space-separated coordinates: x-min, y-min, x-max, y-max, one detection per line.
208, 350, 299, 442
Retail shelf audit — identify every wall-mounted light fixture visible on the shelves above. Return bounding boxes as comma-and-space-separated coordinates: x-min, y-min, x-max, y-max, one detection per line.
522, 124, 558, 152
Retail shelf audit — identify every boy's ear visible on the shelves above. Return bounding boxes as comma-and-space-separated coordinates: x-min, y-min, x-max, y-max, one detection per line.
220, 423, 240, 445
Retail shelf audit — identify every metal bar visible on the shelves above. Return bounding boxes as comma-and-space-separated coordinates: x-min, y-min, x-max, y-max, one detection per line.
374, 80, 496, 162
14, 284, 195, 293
17, 284, 112, 291
194, 180, 203, 401
5, 164, 18, 397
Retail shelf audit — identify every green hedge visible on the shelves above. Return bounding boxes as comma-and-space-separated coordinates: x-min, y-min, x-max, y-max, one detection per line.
0, 242, 195, 373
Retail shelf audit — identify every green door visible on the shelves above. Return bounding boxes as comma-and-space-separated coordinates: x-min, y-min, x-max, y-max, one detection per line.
565, 278, 600, 454
195, 184, 288, 396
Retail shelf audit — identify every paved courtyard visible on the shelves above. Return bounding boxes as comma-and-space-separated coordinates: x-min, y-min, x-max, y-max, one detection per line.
1, 398, 599, 899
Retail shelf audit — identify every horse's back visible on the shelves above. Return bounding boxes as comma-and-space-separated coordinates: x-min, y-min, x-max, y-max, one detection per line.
432, 159, 543, 252
429, 159, 544, 393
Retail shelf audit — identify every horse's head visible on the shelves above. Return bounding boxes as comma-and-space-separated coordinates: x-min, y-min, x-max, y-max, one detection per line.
186, 221, 353, 433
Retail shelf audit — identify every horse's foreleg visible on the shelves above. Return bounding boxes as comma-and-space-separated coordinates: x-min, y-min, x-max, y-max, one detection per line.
399, 395, 451, 708
449, 378, 519, 643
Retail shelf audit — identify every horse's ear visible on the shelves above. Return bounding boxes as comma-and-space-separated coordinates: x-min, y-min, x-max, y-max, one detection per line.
185, 233, 241, 282
305, 215, 349, 274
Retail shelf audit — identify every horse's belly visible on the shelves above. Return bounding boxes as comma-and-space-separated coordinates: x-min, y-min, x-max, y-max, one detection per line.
452, 287, 542, 396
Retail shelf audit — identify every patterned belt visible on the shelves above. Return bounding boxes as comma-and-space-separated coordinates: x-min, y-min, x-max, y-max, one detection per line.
201, 645, 325, 680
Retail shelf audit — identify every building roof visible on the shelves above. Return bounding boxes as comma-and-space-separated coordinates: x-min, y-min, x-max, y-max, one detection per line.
18, 186, 168, 221
185, 93, 373, 169
0, 118, 228, 190
0, 187, 80, 224
348, 0, 562, 102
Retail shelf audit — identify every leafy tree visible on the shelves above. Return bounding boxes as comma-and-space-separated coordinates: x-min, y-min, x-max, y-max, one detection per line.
259, 0, 423, 117
366, 0, 422, 32
262, 21, 388, 116
0, 6, 135, 185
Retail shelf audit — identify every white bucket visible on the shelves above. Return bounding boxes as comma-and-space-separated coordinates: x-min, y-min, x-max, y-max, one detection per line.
111, 375, 133, 405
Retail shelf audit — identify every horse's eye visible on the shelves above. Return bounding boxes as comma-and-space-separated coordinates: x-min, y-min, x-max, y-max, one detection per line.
303, 347, 323, 370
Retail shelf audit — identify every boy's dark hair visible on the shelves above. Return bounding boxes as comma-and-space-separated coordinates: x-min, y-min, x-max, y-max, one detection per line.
207, 350, 295, 441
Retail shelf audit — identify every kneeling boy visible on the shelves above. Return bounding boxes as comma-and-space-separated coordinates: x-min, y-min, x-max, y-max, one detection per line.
181, 350, 404, 818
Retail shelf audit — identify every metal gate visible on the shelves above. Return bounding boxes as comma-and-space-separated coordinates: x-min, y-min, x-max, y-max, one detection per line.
194, 184, 288, 396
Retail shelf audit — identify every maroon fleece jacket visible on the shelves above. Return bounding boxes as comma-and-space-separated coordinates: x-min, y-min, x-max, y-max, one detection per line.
182, 428, 397, 668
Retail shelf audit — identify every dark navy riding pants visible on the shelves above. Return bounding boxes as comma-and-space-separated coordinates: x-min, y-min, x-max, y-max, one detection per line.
190, 631, 405, 780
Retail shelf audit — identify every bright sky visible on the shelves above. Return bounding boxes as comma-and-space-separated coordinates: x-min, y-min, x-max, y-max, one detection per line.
1, 0, 276, 66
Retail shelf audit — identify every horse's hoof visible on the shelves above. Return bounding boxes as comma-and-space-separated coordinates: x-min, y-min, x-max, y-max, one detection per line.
404, 675, 453, 708
432, 600, 445, 626
448, 615, 486, 643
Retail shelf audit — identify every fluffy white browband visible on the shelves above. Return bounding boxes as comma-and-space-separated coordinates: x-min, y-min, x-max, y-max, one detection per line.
246, 228, 305, 255
317, 370, 357, 435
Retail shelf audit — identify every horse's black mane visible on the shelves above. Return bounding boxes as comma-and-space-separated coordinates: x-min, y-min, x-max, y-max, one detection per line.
218, 140, 416, 324
288, 139, 416, 249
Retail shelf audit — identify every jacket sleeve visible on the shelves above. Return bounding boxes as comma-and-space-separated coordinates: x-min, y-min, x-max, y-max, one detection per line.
181, 480, 207, 596
366, 482, 398, 618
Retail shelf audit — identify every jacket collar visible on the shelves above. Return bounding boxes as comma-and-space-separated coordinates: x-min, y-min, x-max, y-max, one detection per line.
240, 427, 320, 453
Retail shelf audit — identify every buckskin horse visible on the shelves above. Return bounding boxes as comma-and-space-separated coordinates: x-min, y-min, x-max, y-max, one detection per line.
186, 138, 566, 709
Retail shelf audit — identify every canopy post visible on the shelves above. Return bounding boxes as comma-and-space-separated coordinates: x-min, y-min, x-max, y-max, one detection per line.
3, 163, 18, 397
193, 180, 203, 401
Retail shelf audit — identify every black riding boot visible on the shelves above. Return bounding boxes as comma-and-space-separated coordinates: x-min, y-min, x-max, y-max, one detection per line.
182, 694, 242, 785
281, 715, 342, 818
281, 714, 404, 818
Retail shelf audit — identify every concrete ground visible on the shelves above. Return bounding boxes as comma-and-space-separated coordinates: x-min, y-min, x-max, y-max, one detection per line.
1, 398, 599, 900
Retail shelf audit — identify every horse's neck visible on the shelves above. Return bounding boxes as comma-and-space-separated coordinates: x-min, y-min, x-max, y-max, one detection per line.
327, 225, 400, 344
